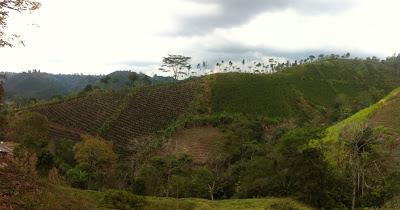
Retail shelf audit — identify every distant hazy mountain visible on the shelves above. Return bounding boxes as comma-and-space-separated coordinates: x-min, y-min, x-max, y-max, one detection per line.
3, 71, 175, 101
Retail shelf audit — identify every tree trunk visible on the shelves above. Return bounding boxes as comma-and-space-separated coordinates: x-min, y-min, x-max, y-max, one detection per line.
352, 173, 357, 210
208, 184, 214, 200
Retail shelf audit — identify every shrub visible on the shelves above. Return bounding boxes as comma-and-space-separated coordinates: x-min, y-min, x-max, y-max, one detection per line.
66, 167, 89, 189
102, 189, 146, 210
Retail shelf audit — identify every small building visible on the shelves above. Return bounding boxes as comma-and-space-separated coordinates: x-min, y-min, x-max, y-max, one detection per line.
0, 142, 13, 158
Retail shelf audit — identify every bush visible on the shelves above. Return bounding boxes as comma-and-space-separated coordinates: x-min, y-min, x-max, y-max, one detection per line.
66, 167, 89, 189
102, 189, 146, 210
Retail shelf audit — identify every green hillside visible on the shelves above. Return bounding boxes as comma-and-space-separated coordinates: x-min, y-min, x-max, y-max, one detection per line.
314, 86, 400, 168
3, 71, 176, 103
210, 59, 400, 123
4, 71, 100, 101
6, 58, 400, 209
24, 59, 400, 160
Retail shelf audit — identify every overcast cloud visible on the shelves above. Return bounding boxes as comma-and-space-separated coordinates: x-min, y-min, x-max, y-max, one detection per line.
0, 0, 399, 75
173, 0, 358, 35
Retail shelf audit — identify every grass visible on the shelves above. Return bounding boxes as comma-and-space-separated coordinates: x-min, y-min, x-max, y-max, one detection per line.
310, 86, 400, 167
322, 86, 400, 143
55, 186, 314, 210
210, 60, 400, 123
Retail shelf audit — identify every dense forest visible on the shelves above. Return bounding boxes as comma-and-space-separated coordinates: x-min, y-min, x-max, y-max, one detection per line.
2, 71, 175, 106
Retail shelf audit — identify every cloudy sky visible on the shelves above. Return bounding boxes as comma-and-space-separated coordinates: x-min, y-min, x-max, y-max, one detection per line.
0, 0, 400, 75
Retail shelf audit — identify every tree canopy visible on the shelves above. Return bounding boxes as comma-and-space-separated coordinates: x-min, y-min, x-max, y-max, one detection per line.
159, 54, 191, 80
0, 0, 41, 47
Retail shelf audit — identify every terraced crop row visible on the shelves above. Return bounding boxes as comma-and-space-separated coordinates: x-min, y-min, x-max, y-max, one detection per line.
48, 123, 82, 142
32, 92, 126, 135
107, 81, 200, 154
28, 81, 200, 161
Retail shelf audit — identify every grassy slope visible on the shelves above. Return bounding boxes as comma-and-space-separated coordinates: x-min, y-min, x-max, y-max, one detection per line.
56, 186, 314, 210
315, 87, 400, 207
210, 60, 400, 122
311, 87, 400, 167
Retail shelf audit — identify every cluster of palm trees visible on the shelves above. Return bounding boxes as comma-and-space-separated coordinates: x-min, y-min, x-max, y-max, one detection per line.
189, 52, 352, 77
160, 52, 353, 79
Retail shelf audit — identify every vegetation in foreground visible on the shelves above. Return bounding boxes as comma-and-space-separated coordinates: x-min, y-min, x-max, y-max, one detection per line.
42, 186, 315, 210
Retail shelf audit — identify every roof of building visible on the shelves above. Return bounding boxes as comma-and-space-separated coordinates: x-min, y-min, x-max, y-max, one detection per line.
0, 143, 13, 154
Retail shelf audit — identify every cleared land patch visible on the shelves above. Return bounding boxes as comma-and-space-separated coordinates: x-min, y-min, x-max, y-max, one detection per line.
159, 126, 225, 164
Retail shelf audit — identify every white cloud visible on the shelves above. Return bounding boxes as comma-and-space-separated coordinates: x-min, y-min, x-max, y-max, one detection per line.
0, 0, 399, 75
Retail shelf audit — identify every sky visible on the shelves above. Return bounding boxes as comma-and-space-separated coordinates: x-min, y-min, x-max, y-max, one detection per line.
0, 0, 400, 75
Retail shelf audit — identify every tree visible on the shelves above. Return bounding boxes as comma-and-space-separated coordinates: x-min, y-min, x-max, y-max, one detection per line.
7, 111, 49, 151
0, 0, 41, 47
141, 76, 152, 86
128, 72, 139, 87
139, 155, 192, 197
339, 123, 392, 209
73, 135, 118, 188
100, 75, 111, 85
309, 55, 316, 62
205, 155, 227, 200
159, 54, 191, 80
0, 73, 5, 139
36, 149, 54, 176
83, 84, 93, 92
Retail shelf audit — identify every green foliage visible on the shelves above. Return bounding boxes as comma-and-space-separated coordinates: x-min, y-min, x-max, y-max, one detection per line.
36, 149, 55, 176
128, 72, 139, 87
139, 155, 193, 197
54, 138, 76, 167
231, 126, 349, 208
211, 60, 400, 123
72, 135, 117, 189
73, 136, 117, 169
66, 166, 89, 189
99, 119, 112, 136
32, 91, 127, 134
46, 186, 315, 210
317, 87, 400, 167
102, 189, 146, 210
161, 113, 241, 139
7, 112, 49, 146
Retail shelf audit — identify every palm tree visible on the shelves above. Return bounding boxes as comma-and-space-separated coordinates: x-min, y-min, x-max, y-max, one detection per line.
309, 55, 316, 62
215, 62, 220, 73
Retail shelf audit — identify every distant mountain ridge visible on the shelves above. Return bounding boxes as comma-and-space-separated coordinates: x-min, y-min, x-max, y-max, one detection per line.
3, 71, 175, 101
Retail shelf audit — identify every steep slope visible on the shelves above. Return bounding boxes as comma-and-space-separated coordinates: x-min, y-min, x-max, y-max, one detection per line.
106, 81, 200, 159
32, 91, 127, 135
210, 59, 400, 123
27, 81, 200, 161
317, 87, 400, 168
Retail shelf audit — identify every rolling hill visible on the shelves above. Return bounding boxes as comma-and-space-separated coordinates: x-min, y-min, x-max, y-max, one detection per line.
23, 59, 400, 164
3, 71, 176, 102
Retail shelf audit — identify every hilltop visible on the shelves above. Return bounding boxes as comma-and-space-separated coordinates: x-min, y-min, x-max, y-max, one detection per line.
2, 71, 175, 103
